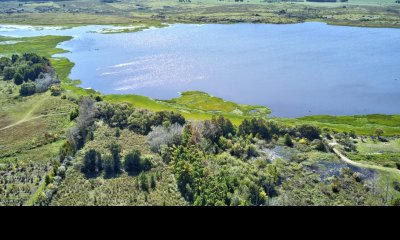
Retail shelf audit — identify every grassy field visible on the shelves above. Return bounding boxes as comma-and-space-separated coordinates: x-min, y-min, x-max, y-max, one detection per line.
346, 138, 400, 169
282, 115, 400, 137
105, 91, 271, 125
0, 0, 399, 28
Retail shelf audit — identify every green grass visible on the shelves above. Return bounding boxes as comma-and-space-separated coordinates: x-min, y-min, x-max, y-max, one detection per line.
377, 171, 400, 204
346, 138, 400, 169
280, 114, 400, 137
357, 138, 400, 154
0, 35, 71, 58
0, 91, 76, 161
105, 91, 270, 125
166, 91, 270, 116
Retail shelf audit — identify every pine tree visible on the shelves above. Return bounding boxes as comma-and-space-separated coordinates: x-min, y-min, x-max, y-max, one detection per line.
284, 134, 294, 147
109, 143, 121, 174
124, 150, 141, 175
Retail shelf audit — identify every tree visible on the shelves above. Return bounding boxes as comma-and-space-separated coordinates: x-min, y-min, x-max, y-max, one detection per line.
35, 72, 60, 93
0, 57, 11, 72
284, 133, 294, 147
70, 108, 79, 121
19, 82, 36, 96
11, 54, 19, 64
139, 172, 149, 192
213, 115, 236, 139
375, 129, 384, 138
297, 124, 321, 141
314, 139, 327, 152
103, 155, 114, 178
109, 143, 122, 174
13, 73, 24, 85
264, 164, 279, 205
115, 128, 120, 138
82, 149, 102, 177
349, 130, 357, 139
150, 174, 156, 189
69, 97, 97, 150
124, 150, 141, 175
170, 146, 204, 203
77, 97, 97, 130
3, 67, 15, 80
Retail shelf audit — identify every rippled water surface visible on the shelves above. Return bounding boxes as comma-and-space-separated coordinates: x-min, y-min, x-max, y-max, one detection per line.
1, 23, 399, 117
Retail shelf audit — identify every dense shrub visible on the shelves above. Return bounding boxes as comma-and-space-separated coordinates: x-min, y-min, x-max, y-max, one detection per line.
313, 139, 327, 152
3, 67, 15, 81
50, 85, 62, 96
13, 72, 24, 85
338, 138, 357, 152
394, 181, 400, 192
296, 124, 321, 141
0, 57, 11, 72
69, 108, 79, 121
147, 123, 183, 153
284, 133, 294, 147
19, 82, 36, 96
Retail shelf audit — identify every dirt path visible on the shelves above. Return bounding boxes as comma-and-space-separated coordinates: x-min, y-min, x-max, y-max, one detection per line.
0, 95, 48, 131
0, 95, 67, 132
0, 113, 69, 132
328, 138, 400, 175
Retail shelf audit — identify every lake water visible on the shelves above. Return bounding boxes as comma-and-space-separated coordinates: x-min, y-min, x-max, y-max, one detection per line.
1, 23, 399, 117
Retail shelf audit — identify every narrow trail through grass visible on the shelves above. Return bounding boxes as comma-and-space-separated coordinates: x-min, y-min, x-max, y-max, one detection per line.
0, 95, 63, 132
328, 137, 400, 175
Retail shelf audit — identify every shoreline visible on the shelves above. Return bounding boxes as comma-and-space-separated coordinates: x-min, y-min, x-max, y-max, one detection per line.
1, 24, 399, 136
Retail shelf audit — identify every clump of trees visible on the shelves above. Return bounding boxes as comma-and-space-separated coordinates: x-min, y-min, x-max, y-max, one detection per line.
97, 102, 186, 135
0, 53, 60, 96
81, 144, 153, 178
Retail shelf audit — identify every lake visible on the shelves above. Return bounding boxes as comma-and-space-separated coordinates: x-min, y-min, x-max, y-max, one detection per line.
1, 23, 399, 117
